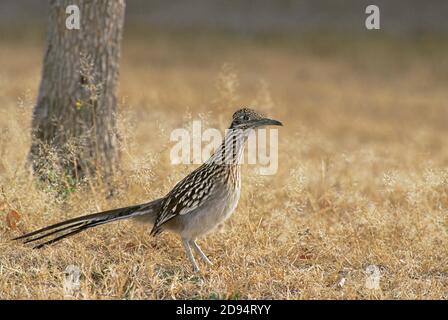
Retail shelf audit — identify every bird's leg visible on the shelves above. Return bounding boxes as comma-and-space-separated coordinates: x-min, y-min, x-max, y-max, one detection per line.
190, 240, 213, 266
182, 238, 200, 272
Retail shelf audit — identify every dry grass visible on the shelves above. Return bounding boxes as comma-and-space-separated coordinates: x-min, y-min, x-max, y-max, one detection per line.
0, 31, 447, 299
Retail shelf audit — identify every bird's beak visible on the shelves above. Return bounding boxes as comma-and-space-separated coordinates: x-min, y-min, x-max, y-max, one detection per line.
255, 118, 283, 127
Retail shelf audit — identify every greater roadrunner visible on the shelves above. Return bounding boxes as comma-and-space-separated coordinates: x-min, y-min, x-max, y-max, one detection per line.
14, 108, 282, 272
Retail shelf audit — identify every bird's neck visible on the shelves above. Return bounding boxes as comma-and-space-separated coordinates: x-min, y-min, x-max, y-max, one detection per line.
207, 128, 247, 166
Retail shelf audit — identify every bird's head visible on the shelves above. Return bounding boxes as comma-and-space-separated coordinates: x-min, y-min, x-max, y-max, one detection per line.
229, 108, 283, 131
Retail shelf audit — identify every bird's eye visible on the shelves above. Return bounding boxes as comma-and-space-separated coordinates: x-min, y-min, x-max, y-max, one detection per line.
242, 115, 250, 121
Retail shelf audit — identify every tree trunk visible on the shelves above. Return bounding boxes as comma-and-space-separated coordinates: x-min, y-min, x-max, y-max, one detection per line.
29, 0, 125, 189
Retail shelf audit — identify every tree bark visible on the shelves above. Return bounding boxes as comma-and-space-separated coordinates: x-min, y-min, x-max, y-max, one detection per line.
29, 0, 125, 187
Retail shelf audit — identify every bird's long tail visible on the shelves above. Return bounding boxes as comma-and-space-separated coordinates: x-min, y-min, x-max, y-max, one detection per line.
13, 198, 163, 249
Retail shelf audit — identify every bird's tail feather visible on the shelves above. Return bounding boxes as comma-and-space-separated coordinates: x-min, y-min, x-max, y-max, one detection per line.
13, 198, 163, 248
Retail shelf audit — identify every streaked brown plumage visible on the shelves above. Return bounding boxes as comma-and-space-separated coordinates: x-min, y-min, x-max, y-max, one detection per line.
14, 108, 282, 272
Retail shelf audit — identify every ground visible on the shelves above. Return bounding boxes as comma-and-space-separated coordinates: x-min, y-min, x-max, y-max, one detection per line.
0, 30, 447, 299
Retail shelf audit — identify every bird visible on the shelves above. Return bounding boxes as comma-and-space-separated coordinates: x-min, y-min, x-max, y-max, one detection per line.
14, 108, 282, 272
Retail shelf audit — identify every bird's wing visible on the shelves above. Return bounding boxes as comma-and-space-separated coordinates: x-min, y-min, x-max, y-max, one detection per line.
150, 165, 216, 235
